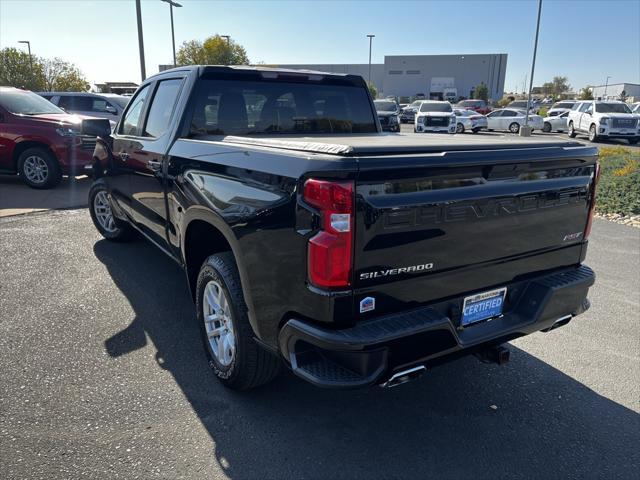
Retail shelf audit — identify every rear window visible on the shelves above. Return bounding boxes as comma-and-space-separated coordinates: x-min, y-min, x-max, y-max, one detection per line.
595, 103, 632, 114
190, 78, 377, 136
552, 102, 574, 109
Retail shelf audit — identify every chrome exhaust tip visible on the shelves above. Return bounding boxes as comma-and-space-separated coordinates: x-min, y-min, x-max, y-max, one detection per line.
542, 314, 573, 332
380, 365, 426, 388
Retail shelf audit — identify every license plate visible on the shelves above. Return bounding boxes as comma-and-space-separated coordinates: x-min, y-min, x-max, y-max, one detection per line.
461, 287, 507, 326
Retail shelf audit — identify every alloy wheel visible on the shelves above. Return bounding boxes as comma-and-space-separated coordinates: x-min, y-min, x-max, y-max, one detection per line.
203, 280, 236, 367
22, 155, 49, 184
93, 190, 117, 233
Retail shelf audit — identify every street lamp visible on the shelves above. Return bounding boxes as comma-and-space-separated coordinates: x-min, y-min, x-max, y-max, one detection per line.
220, 36, 231, 65
161, 0, 182, 67
366, 34, 375, 86
523, 0, 542, 134
603, 75, 611, 99
221, 35, 230, 45
135, 0, 146, 80
17, 40, 33, 72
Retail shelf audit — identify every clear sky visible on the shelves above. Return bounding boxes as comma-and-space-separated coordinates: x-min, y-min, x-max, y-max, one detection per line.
1, 0, 638, 92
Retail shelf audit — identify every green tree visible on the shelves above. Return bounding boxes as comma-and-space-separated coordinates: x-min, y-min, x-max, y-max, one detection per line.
0, 47, 44, 91
176, 35, 249, 66
541, 81, 554, 97
579, 87, 594, 100
367, 82, 378, 99
41, 58, 88, 92
473, 82, 489, 101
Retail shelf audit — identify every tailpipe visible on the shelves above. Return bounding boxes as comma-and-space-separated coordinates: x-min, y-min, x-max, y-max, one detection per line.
541, 314, 573, 332
474, 344, 510, 365
380, 365, 426, 388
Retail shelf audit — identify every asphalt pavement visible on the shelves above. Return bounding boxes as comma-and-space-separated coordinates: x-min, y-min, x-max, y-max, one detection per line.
0, 210, 638, 479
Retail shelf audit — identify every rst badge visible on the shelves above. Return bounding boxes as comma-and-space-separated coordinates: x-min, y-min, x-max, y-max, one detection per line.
359, 297, 376, 313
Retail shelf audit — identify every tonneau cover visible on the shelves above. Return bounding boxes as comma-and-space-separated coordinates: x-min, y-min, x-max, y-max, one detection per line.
222, 133, 585, 156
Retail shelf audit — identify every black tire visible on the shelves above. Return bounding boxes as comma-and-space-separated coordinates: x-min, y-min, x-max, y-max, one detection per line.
543, 122, 552, 133
88, 180, 134, 241
472, 128, 481, 134
509, 122, 520, 134
17, 147, 62, 189
568, 122, 577, 138
628, 138, 638, 145
456, 123, 465, 134
196, 252, 280, 390
588, 124, 598, 143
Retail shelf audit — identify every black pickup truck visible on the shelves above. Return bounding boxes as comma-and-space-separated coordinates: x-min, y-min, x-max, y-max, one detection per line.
83, 66, 598, 390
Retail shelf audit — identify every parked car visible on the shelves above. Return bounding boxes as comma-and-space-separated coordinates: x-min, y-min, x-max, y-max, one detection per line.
452, 108, 487, 133
84, 65, 597, 391
415, 101, 456, 133
567, 100, 639, 144
0, 87, 96, 188
400, 100, 423, 123
455, 99, 491, 115
543, 111, 570, 132
507, 100, 539, 114
546, 101, 578, 117
486, 108, 544, 133
39, 92, 129, 128
373, 99, 400, 132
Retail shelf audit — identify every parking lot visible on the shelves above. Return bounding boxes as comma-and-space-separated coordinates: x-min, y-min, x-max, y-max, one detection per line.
1, 201, 638, 478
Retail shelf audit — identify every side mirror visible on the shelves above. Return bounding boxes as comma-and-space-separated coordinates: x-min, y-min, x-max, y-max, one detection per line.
105, 105, 117, 115
81, 118, 112, 138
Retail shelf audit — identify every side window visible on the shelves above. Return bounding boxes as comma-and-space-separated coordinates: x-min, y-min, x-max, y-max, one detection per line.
143, 79, 183, 138
502, 110, 515, 117
571, 103, 581, 111
585, 104, 593, 115
91, 98, 112, 113
120, 85, 150, 136
579, 103, 591, 113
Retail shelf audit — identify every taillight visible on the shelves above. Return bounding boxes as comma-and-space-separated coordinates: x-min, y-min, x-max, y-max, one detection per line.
584, 161, 600, 240
303, 179, 354, 288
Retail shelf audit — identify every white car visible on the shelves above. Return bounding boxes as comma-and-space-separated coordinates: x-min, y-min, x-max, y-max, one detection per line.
546, 100, 578, 117
414, 101, 456, 134
542, 111, 569, 132
453, 109, 487, 133
567, 100, 639, 144
486, 109, 543, 133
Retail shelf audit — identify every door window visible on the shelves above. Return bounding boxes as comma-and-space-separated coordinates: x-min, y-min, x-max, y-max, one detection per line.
119, 85, 150, 136
502, 110, 516, 117
91, 98, 116, 113
58, 96, 93, 111
579, 103, 591, 113
143, 79, 184, 138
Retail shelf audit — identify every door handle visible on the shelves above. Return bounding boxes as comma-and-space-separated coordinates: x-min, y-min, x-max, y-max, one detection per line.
119, 152, 129, 161
147, 159, 162, 172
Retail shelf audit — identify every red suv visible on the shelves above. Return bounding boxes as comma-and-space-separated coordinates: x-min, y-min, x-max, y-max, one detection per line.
0, 87, 96, 188
454, 99, 492, 115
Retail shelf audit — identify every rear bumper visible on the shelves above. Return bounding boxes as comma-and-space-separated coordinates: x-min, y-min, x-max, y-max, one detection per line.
278, 265, 595, 388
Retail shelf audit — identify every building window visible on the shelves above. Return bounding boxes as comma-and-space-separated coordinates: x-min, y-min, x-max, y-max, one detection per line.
406, 70, 421, 75
388, 70, 403, 75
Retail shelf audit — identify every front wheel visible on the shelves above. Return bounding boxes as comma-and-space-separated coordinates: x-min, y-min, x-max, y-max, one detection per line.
509, 122, 520, 134
543, 122, 552, 133
197, 252, 280, 390
18, 147, 62, 189
588, 124, 599, 143
89, 181, 134, 241
568, 122, 577, 138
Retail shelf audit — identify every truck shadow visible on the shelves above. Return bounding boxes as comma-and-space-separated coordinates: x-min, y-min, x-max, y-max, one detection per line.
95, 239, 639, 479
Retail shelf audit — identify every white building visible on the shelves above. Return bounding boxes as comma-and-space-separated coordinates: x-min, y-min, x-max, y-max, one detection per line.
590, 83, 640, 102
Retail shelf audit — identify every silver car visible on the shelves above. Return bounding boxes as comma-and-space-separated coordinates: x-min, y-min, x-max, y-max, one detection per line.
542, 111, 570, 132
453, 109, 488, 133
38, 92, 129, 128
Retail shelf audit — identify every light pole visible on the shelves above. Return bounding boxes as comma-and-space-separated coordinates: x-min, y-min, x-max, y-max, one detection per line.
17, 40, 33, 83
221, 35, 230, 45
220, 36, 231, 65
603, 75, 611, 99
523, 0, 542, 134
366, 34, 375, 86
135, 0, 146, 81
161, 0, 182, 67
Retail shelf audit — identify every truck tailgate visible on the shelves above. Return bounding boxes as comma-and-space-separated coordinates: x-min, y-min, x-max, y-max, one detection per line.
353, 145, 597, 316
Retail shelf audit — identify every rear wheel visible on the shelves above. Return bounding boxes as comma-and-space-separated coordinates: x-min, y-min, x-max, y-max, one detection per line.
472, 128, 481, 134
197, 252, 280, 390
18, 147, 62, 189
509, 122, 520, 134
543, 122, 552, 133
568, 122, 577, 138
88, 181, 134, 241
588, 124, 599, 142
456, 123, 465, 134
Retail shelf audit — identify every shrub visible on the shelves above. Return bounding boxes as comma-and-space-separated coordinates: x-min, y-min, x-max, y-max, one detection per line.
596, 147, 640, 215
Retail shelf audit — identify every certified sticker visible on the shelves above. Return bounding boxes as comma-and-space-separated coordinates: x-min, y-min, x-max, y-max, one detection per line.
359, 296, 375, 313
